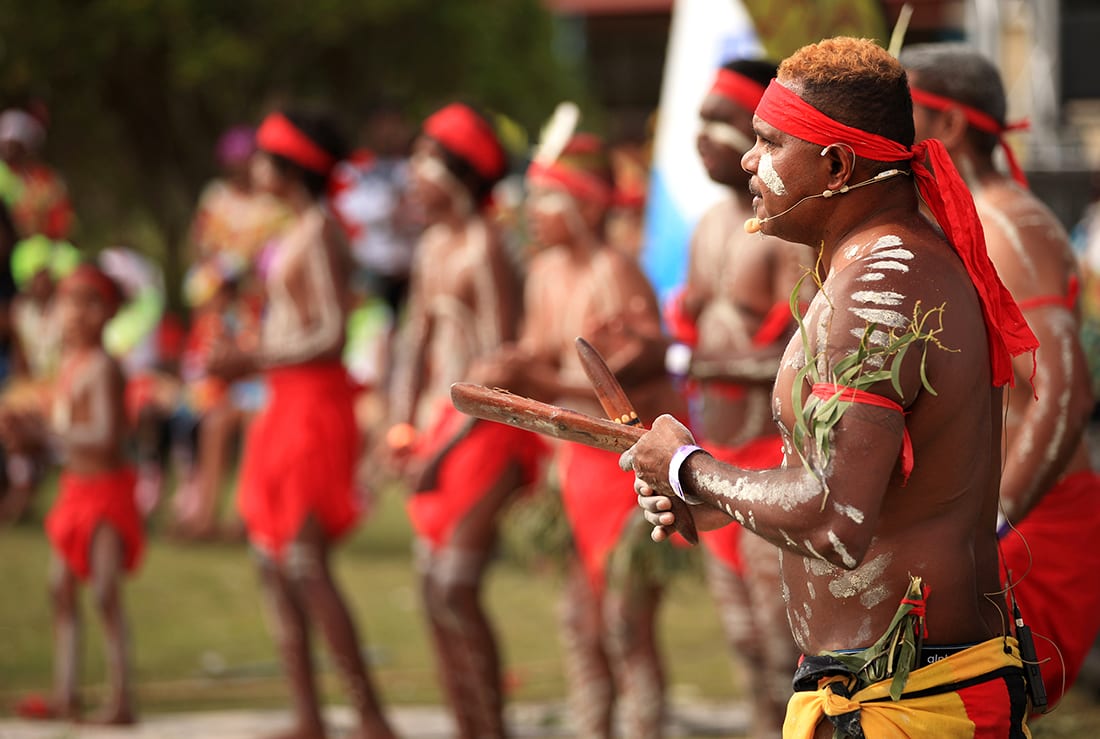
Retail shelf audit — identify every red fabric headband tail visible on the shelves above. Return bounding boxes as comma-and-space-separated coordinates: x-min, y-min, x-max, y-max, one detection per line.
708, 69, 767, 112
422, 104, 506, 182
754, 79, 1037, 388
256, 113, 337, 175
910, 87, 1030, 189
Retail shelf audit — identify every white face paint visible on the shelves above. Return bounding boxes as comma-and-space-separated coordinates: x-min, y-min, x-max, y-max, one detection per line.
758, 152, 788, 195
699, 120, 753, 153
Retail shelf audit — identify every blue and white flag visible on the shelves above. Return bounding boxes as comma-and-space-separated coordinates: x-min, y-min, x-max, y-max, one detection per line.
641, 0, 763, 303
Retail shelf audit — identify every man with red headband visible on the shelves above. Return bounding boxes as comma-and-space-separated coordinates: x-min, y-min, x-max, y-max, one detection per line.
622, 37, 1038, 736
904, 42, 1100, 714
208, 110, 395, 739
21, 263, 140, 724
475, 129, 687, 738
386, 102, 546, 739
665, 58, 807, 738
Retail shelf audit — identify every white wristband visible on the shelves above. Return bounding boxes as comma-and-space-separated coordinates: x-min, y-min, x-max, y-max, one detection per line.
668, 444, 708, 505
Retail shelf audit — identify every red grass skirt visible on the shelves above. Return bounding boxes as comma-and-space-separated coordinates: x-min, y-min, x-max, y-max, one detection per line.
559, 442, 642, 592
238, 363, 360, 559
45, 467, 143, 580
1001, 469, 1100, 709
407, 405, 548, 549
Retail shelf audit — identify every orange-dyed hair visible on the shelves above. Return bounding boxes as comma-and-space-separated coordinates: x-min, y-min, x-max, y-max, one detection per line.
778, 37, 914, 150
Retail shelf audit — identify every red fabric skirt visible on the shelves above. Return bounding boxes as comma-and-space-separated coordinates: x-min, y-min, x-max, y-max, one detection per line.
559, 442, 642, 592
238, 363, 360, 559
698, 435, 785, 575
1000, 469, 1100, 709
407, 405, 548, 549
46, 467, 144, 581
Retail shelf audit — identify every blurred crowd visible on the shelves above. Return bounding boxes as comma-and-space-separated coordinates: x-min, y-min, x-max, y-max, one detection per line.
0, 103, 649, 539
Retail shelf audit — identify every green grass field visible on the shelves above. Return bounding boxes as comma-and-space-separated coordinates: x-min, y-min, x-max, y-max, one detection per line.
2, 482, 1099, 737
0, 482, 736, 715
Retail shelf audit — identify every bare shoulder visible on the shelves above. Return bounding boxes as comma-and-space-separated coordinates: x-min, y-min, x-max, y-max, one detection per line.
818, 226, 986, 402
87, 349, 125, 393
975, 184, 1076, 299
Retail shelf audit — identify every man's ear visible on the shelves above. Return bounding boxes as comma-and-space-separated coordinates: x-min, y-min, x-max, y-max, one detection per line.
821, 143, 855, 193
937, 107, 970, 150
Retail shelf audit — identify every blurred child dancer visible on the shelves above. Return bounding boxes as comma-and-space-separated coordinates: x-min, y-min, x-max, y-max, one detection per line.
39, 263, 142, 724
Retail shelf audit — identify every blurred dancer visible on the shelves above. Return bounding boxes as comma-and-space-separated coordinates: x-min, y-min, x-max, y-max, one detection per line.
475, 128, 685, 738
388, 103, 546, 739
666, 59, 808, 739
208, 109, 395, 739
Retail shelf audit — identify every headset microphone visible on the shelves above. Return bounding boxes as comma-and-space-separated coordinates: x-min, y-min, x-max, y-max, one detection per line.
744, 168, 909, 234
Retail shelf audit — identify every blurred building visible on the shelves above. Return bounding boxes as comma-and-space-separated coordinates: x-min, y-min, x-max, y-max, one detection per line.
543, 0, 1100, 227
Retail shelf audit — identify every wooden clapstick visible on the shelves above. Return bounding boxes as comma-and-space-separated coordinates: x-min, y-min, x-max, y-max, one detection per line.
574, 337, 698, 544
450, 382, 644, 452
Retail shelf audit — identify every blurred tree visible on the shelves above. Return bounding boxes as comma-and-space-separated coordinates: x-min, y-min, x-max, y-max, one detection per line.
741, 0, 887, 61
0, 0, 588, 306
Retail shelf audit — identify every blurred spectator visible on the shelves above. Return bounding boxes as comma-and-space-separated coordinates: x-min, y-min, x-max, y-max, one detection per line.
10, 235, 79, 382
169, 252, 261, 540
0, 108, 75, 240
0, 235, 79, 522
188, 124, 290, 268
329, 105, 421, 315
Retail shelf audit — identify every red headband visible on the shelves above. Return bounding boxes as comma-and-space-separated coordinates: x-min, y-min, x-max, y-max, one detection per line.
754, 79, 1037, 388
526, 161, 613, 206
256, 113, 336, 175
708, 69, 767, 112
909, 86, 1030, 188
60, 264, 122, 315
423, 104, 506, 181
